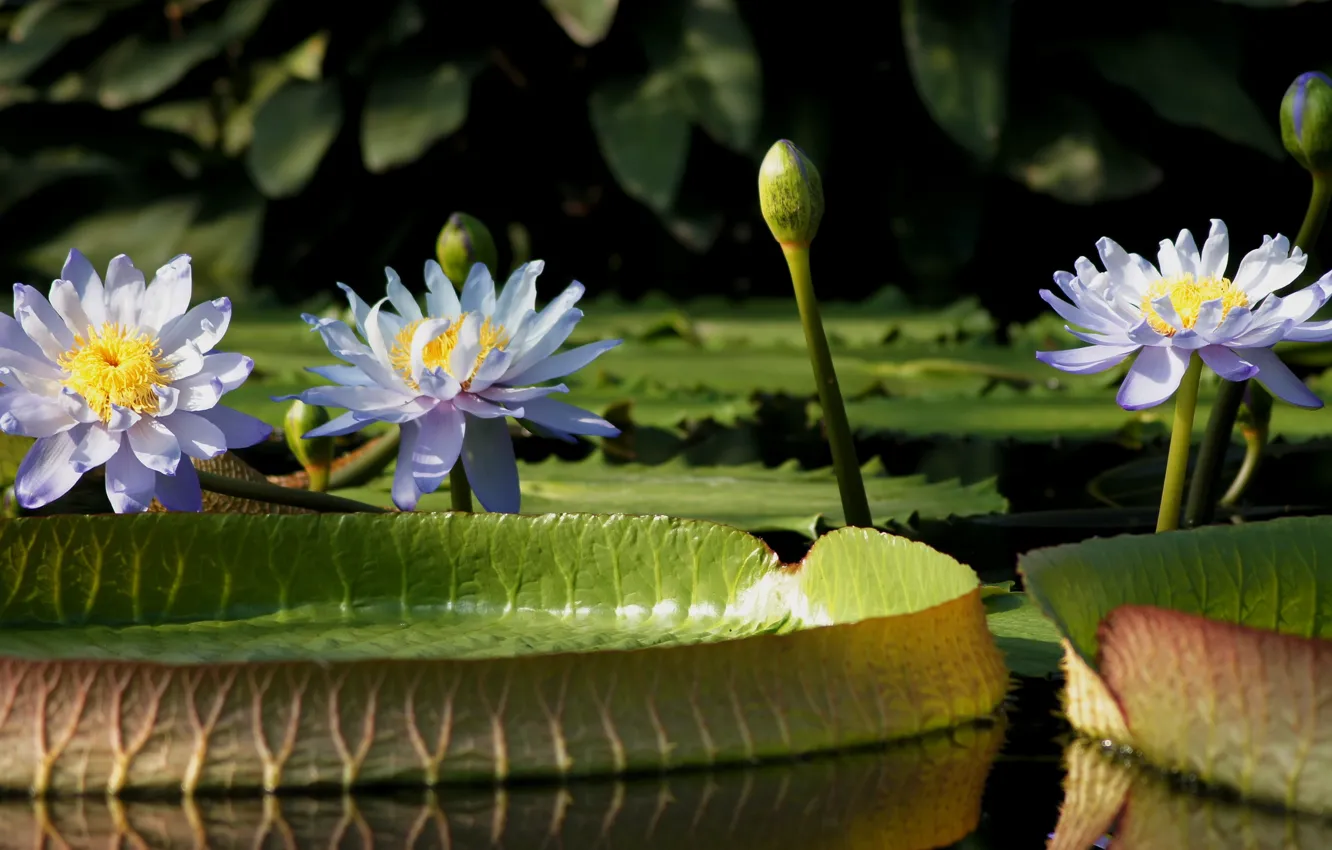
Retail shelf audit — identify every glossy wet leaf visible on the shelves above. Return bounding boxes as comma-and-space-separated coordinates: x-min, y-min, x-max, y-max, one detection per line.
246, 79, 343, 198
0, 513, 1007, 792
589, 71, 691, 213
1088, 31, 1283, 159
361, 61, 470, 173
981, 585, 1063, 679
1021, 517, 1332, 813
901, 0, 1009, 161
0, 723, 1000, 849
543, 0, 620, 46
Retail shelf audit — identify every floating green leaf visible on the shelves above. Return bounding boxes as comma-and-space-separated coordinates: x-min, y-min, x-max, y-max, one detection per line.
543, 0, 620, 46
1088, 31, 1283, 159
334, 456, 1006, 536
589, 71, 691, 214
901, 0, 1009, 161
0, 513, 1007, 792
361, 61, 470, 173
245, 79, 343, 198
1021, 517, 1332, 813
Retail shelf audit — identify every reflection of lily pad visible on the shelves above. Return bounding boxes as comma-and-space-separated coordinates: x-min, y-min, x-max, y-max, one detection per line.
335, 456, 1007, 537
0, 513, 1007, 793
1051, 740, 1332, 850
4, 721, 1001, 848
1021, 517, 1332, 813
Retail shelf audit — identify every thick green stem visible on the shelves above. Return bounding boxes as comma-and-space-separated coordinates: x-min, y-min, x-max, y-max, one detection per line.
1184, 171, 1332, 526
196, 471, 388, 513
450, 463, 473, 512
780, 243, 872, 528
1219, 432, 1263, 507
1157, 354, 1203, 533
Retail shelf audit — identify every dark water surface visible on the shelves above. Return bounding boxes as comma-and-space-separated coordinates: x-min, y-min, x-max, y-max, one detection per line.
3, 678, 1326, 848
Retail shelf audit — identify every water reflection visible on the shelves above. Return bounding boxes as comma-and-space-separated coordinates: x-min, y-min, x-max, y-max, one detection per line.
1, 721, 1002, 849
1050, 740, 1332, 849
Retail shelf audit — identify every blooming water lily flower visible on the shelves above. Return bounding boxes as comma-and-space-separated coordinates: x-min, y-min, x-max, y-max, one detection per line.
285, 260, 621, 512
0, 250, 271, 512
1036, 219, 1332, 410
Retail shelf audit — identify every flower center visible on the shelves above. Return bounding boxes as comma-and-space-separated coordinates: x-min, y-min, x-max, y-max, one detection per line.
389, 313, 509, 390
1140, 274, 1249, 337
57, 323, 169, 422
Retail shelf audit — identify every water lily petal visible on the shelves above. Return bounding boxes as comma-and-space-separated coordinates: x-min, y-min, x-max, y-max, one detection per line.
14, 284, 74, 362
384, 266, 424, 322
1198, 345, 1258, 382
465, 349, 511, 392
281, 384, 412, 410
1039, 290, 1120, 334
447, 313, 482, 381
459, 263, 496, 315
461, 414, 520, 514
154, 457, 202, 512
1199, 219, 1229, 280
409, 316, 455, 383
195, 352, 253, 392
62, 249, 105, 325
423, 260, 461, 318
1150, 293, 1185, 333
1287, 319, 1332, 342
152, 385, 180, 417
169, 372, 224, 412
104, 440, 154, 513
158, 297, 230, 359
1238, 237, 1305, 301
521, 397, 620, 438
505, 340, 622, 385
0, 390, 77, 438
1035, 344, 1140, 375
336, 282, 373, 337
304, 315, 403, 390
137, 255, 193, 333
128, 417, 181, 475
48, 280, 93, 338
507, 280, 585, 362
304, 410, 374, 438
1073, 257, 1099, 286
391, 419, 424, 510
495, 261, 543, 330
193, 406, 272, 449
1229, 318, 1295, 348
0, 313, 61, 381
503, 307, 583, 381
69, 423, 121, 473
158, 410, 226, 460
454, 393, 518, 419
1246, 346, 1323, 409
419, 368, 461, 401
13, 431, 81, 509
412, 404, 464, 489
1116, 345, 1192, 410
1175, 229, 1201, 275
305, 363, 377, 386
103, 255, 146, 327
482, 384, 568, 403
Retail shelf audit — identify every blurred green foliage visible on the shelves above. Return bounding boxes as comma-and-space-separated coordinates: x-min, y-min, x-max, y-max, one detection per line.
0, 0, 1330, 313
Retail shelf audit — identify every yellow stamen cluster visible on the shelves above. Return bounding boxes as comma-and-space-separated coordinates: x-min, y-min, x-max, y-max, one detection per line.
57, 323, 169, 422
1140, 274, 1249, 337
389, 313, 509, 391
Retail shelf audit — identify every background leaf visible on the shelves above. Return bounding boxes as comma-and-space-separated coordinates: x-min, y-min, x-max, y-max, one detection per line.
245, 79, 343, 197
901, 0, 1009, 161
543, 0, 620, 46
361, 61, 470, 174
678, 0, 761, 152
589, 71, 691, 213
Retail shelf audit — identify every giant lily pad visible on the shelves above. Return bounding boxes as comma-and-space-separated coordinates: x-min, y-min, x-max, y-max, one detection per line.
0, 513, 1007, 794
1020, 517, 1332, 813
1, 721, 1001, 848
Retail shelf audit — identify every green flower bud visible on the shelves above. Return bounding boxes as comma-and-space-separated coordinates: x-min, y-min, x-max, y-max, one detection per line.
436, 212, 499, 287
1281, 72, 1332, 173
758, 140, 825, 247
284, 400, 335, 493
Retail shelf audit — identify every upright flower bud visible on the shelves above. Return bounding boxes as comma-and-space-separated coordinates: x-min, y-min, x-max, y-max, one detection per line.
436, 212, 499, 287
284, 400, 335, 492
1281, 72, 1332, 173
758, 140, 825, 247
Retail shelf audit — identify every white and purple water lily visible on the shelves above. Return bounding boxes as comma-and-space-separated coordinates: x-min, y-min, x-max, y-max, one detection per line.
0, 250, 271, 512
1036, 220, 1332, 410
283, 260, 621, 512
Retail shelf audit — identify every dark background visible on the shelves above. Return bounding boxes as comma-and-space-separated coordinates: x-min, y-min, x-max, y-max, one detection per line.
1, 0, 1330, 329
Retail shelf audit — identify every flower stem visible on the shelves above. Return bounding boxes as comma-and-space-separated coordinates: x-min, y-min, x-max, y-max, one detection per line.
1219, 433, 1263, 507
196, 471, 388, 513
1184, 170, 1332, 526
1158, 354, 1204, 533
450, 463, 473, 512
780, 243, 872, 528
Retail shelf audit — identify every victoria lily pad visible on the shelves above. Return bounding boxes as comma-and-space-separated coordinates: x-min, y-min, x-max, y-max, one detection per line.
1021, 517, 1332, 813
0, 512, 1007, 794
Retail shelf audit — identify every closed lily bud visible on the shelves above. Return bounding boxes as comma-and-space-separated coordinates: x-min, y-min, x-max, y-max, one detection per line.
436, 212, 499, 286
758, 140, 825, 247
1281, 71, 1332, 173
284, 399, 335, 492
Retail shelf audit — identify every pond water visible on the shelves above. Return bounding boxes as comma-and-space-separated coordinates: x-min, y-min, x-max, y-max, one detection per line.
10, 676, 1326, 849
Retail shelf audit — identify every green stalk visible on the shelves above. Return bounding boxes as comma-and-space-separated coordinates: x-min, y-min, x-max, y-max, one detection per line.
1157, 354, 1204, 533
1184, 171, 1332, 525
196, 471, 388, 513
781, 243, 872, 528
450, 463, 473, 512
